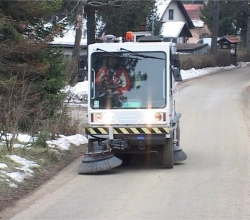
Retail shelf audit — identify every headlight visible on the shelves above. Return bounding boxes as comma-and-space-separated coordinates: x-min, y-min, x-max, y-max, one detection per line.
92, 112, 115, 124
154, 113, 162, 121
142, 112, 165, 123
95, 113, 103, 122
102, 112, 113, 123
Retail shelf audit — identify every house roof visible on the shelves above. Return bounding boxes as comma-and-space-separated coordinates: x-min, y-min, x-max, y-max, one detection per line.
156, 0, 195, 29
177, 2, 195, 29
156, 0, 172, 19
176, 43, 208, 52
217, 35, 241, 44
51, 28, 87, 46
183, 4, 203, 20
183, 4, 204, 28
161, 21, 192, 38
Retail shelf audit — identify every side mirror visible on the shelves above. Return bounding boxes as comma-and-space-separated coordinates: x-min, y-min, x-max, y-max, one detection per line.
171, 54, 180, 68
172, 68, 182, 82
171, 54, 182, 81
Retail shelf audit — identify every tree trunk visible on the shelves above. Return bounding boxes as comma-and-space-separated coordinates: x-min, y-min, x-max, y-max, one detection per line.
70, 1, 84, 85
210, 0, 219, 66
247, 17, 250, 53
85, 5, 96, 45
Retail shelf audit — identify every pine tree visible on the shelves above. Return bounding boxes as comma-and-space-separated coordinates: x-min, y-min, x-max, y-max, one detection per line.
200, 0, 250, 43
0, 0, 67, 141
96, 0, 157, 38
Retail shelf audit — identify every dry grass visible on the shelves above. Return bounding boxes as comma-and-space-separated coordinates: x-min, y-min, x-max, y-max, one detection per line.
0, 143, 87, 213
0, 105, 88, 213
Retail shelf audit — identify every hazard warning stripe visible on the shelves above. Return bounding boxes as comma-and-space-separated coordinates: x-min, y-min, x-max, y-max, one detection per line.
98, 127, 108, 134
87, 128, 109, 135
86, 127, 169, 135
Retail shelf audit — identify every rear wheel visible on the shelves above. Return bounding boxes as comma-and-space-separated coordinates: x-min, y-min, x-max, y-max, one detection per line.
162, 138, 174, 168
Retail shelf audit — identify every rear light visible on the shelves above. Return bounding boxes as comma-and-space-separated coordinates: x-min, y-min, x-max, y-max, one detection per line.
163, 113, 166, 122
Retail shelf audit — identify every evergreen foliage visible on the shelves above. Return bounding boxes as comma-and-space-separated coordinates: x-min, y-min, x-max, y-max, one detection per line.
200, 0, 250, 38
0, 0, 67, 137
96, 0, 157, 37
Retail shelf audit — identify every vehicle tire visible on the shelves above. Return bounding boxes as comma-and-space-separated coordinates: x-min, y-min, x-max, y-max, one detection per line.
87, 139, 94, 152
162, 137, 174, 169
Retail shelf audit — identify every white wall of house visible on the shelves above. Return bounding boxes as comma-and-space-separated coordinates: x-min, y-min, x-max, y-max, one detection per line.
50, 46, 87, 56
161, 1, 186, 23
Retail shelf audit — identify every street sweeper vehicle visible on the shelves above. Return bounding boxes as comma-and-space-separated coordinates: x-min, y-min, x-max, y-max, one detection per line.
78, 33, 187, 174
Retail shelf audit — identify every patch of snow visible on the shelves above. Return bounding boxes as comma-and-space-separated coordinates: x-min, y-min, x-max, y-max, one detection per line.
192, 20, 204, 28
7, 155, 39, 168
0, 163, 8, 169
155, 0, 171, 20
6, 171, 31, 183
59, 134, 88, 146
9, 182, 18, 188
46, 134, 87, 151
16, 134, 35, 143
181, 65, 236, 80
0, 170, 7, 174
62, 81, 88, 103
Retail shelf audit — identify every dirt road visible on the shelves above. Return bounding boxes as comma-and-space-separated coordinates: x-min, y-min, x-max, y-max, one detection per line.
2, 66, 250, 219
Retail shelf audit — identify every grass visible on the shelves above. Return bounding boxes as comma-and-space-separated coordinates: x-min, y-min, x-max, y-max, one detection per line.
0, 106, 88, 213
0, 143, 87, 212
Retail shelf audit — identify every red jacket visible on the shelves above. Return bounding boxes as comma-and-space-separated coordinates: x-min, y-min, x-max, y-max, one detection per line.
95, 66, 130, 94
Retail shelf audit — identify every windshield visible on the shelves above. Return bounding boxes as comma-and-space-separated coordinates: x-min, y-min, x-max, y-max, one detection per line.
90, 51, 166, 109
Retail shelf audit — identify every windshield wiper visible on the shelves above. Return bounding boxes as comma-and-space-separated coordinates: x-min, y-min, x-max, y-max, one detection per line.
120, 48, 165, 60
96, 48, 122, 57
96, 48, 140, 60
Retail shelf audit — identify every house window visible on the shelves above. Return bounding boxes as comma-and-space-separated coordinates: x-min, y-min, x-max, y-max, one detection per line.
169, 9, 174, 20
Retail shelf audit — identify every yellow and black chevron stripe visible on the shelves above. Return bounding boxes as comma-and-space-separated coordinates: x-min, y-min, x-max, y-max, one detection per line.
86, 127, 170, 135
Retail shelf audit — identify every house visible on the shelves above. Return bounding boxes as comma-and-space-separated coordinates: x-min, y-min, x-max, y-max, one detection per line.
156, 0, 195, 43
183, 4, 211, 43
50, 28, 88, 82
50, 28, 87, 56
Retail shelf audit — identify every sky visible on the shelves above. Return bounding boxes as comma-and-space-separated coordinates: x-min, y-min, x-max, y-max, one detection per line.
0, 62, 249, 188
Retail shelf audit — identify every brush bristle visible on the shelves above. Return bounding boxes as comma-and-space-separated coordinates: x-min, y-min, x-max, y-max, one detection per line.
173, 149, 187, 163
78, 155, 122, 174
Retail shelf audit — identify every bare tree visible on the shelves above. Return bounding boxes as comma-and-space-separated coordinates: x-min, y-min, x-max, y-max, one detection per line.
69, 1, 84, 85
70, 0, 155, 85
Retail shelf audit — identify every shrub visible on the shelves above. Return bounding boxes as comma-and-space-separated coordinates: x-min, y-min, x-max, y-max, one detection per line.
180, 49, 250, 70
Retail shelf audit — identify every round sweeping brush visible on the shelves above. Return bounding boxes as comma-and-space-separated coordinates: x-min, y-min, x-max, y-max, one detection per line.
78, 152, 122, 174
173, 145, 187, 163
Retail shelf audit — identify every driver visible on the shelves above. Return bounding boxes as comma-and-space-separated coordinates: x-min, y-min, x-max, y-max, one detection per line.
95, 55, 131, 95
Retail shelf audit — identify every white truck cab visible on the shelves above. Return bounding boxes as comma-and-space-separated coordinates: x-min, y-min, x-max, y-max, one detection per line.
83, 34, 186, 170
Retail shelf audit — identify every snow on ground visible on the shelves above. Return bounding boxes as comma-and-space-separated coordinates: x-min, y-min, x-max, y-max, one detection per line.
181, 65, 236, 80
0, 133, 88, 187
1, 62, 250, 187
